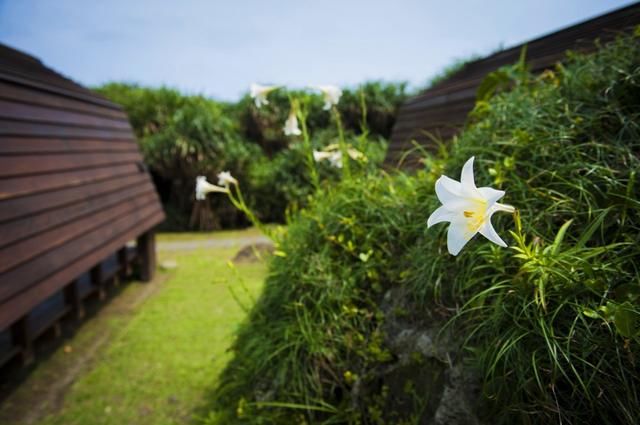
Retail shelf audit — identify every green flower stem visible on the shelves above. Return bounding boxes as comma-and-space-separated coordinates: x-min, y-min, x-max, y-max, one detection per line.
296, 98, 320, 191
331, 106, 351, 180
226, 184, 273, 240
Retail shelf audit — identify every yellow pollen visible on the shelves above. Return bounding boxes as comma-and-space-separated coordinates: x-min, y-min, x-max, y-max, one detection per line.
463, 211, 474, 218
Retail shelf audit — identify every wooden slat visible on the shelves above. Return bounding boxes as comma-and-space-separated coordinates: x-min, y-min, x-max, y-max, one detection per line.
0, 67, 120, 110
0, 64, 94, 97
0, 210, 164, 330
0, 151, 142, 177
0, 45, 40, 67
0, 202, 162, 303
0, 173, 152, 223
0, 99, 131, 130
0, 163, 140, 200
0, 193, 159, 274
0, 137, 137, 154
0, 119, 134, 139
0, 81, 127, 120
0, 182, 155, 249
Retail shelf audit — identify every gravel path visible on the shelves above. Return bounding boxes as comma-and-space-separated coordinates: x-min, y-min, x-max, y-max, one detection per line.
157, 235, 272, 251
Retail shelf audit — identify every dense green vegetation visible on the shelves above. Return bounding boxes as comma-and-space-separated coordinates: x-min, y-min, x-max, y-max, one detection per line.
96, 82, 405, 230
207, 34, 640, 424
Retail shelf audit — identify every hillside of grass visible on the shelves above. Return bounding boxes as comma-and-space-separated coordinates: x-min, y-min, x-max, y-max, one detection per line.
205, 33, 640, 424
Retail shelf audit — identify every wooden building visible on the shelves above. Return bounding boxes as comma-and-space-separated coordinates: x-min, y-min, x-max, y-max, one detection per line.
386, 2, 640, 168
0, 44, 165, 366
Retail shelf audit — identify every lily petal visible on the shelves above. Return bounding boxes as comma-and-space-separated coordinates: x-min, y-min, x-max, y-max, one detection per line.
478, 219, 507, 247
460, 156, 476, 192
427, 206, 456, 227
447, 219, 476, 256
435, 175, 462, 204
478, 186, 505, 205
493, 202, 516, 214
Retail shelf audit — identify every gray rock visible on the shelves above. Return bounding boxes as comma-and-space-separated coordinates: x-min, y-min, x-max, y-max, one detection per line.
232, 242, 274, 264
350, 286, 482, 425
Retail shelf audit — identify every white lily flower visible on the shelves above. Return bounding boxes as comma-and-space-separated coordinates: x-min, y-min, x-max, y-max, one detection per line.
314, 144, 364, 168
347, 148, 365, 161
328, 151, 343, 168
313, 150, 333, 162
427, 157, 515, 256
316, 85, 342, 110
195, 176, 228, 200
283, 110, 302, 136
250, 83, 277, 108
217, 170, 238, 187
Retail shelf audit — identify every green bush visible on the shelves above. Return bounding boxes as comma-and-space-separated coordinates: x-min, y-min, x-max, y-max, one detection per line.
231, 81, 408, 154
207, 34, 640, 424
247, 128, 388, 223
96, 84, 260, 229
97, 82, 402, 230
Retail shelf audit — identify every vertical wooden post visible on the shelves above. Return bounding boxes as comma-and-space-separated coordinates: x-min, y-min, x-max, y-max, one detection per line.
117, 246, 129, 280
137, 230, 156, 282
11, 316, 34, 366
90, 263, 106, 300
64, 279, 85, 321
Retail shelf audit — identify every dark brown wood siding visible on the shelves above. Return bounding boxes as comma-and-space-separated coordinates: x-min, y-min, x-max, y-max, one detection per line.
386, 2, 640, 168
0, 44, 165, 332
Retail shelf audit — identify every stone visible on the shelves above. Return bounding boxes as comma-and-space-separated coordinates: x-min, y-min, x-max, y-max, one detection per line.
232, 242, 274, 264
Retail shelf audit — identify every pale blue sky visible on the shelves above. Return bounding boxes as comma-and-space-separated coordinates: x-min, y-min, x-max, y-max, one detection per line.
0, 0, 635, 101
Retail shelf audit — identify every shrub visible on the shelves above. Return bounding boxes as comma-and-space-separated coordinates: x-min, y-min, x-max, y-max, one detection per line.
207, 33, 640, 424
247, 129, 388, 223
97, 82, 402, 230
231, 81, 409, 155
96, 83, 262, 229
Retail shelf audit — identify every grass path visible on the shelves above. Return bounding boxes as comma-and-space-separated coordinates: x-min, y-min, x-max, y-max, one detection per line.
22, 230, 266, 425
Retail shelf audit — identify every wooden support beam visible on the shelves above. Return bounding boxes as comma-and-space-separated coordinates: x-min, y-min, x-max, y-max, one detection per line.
117, 246, 129, 280
11, 316, 34, 366
52, 321, 62, 338
64, 279, 85, 321
137, 230, 156, 282
90, 263, 106, 301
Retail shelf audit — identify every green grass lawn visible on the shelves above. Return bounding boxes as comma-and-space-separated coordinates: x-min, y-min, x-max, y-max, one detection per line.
37, 233, 267, 425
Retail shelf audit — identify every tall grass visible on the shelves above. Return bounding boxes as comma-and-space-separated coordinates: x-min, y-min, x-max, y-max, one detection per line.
206, 33, 640, 424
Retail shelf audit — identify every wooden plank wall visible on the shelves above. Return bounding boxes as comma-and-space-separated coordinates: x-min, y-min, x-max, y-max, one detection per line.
386, 2, 640, 168
0, 43, 165, 364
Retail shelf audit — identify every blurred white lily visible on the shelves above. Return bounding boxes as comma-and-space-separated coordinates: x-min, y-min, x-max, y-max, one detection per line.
316, 85, 342, 110
314, 144, 365, 169
347, 148, 365, 162
427, 156, 515, 256
250, 83, 277, 108
217, 170, 238, 187
313, 150, 333, 162
283, 110, 302, 136
195, 176, 228, 200
327, 151, 343, 168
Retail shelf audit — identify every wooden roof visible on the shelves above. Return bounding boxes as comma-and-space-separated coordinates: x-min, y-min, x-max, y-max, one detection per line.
0, 43, 165, 331
387, 2, 640, 168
